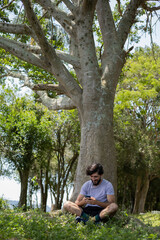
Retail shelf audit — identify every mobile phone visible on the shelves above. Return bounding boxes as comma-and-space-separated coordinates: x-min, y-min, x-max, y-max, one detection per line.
85, 195, 91, 198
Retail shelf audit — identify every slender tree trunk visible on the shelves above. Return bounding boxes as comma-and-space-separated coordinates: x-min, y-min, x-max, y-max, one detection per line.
28, 180, 33, 209
39, 170, 46, 212
18, 169, 30, 210
132, 172, 150, 214
39, 168, 49, 212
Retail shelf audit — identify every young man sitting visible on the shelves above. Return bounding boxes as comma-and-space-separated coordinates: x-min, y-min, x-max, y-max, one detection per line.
63, 163, 118, 224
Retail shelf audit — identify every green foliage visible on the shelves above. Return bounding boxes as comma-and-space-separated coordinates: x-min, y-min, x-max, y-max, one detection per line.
0, 86, 58, 208
114, 45, 160, 211
137, 212, 160, 227
0, 87, 53, 171
0, 198, 9, 210
0, 0, 20, 22
0, 210, 159, 240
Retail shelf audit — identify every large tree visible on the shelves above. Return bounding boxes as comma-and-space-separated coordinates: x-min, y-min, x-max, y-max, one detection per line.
0, 0, 159, 200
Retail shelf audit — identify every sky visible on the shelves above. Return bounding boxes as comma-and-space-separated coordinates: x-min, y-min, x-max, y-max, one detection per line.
0, 0, 160, 209
0, 177, 20, 201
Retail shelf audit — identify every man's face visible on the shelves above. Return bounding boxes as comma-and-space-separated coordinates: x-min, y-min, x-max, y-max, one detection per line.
90, 172, 102, 186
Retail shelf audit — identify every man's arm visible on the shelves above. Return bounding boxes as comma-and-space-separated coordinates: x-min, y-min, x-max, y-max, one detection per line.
75, 194, 88, 207
86, 194, 116, 208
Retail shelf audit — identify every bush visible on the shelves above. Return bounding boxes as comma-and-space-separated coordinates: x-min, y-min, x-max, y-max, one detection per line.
0, 197, 9, 210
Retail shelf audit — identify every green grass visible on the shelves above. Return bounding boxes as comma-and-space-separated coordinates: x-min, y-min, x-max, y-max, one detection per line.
0, 209, 159, 240
137, 212, 160, 227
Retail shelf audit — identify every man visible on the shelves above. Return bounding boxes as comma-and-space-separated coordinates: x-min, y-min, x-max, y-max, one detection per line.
63, 163, 118, 224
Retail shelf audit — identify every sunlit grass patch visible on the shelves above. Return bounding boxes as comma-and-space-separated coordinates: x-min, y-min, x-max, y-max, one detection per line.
137, 212, 160, 227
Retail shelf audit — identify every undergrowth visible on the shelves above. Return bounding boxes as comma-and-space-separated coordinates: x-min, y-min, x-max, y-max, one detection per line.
0, 209, 159, 240
137, 212, 160, 227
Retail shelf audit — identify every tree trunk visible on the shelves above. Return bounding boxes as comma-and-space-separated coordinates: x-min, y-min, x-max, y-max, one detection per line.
132, 172, 150, 214
39, 168, 49, 212
18, 169, 30, 210
71, 92, 117, 201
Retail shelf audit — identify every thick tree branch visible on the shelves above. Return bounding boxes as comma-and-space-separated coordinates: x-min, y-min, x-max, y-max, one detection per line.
3, 69, 76, 110
0, 37, 48, 70
35, 0, 75, 36
32, 84, 66, 95
1, 38, 80, 68
36, 91, 76, 110
0, 23, 34, 36
56, 50, 80, 68
4, 68, 66, 96
21, 0, 57, 63
76, 0, 100, 88
21, 0, 82, 105
96, 0, 117, 51
62, 0, 76, 13
117, 0, 146, 48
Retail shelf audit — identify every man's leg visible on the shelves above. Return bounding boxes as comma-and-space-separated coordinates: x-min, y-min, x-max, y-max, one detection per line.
63, 201, 82, 216
91, 203, 118, 223
99, 203, 118, 220
63, 201, 90, 224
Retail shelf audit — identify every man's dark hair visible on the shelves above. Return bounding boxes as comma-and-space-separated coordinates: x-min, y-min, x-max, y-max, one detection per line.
86, 163, 104, 176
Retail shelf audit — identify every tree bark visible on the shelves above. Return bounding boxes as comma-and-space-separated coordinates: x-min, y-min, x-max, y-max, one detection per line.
18, 169, 30, 210
132, 172, 150, 214
71, 90, 117, 201
39, 154, 51, 212
39, 169, 48, 212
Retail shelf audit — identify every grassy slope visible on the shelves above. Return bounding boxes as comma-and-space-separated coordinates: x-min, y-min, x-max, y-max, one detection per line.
137, 212, 160, 227
0, 210, 160, 240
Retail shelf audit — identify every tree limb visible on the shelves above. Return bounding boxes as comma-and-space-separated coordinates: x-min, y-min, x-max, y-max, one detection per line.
36, 91, 77, 110
32, 84, 66, 95
117, 0, 146, 48
1, 37, 80, 68
3, 68, 76, 110
56, 50, 80, 68
4, 68, 67, 96
21, 0, 57, 63
117, 0, 123, 16
35, 0, 75, 36
62, 0, 76, 13
142, 2, 160, 11
0, 37, 48, 70
21, 0, 82, 104
0, 22, 34, 36
96, 0, 117, 52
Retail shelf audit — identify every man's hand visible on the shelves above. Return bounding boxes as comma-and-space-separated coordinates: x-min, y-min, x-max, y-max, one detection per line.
84, 196, 96, 205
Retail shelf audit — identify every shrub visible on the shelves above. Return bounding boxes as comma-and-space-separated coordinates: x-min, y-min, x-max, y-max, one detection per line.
0, 197, 9, 210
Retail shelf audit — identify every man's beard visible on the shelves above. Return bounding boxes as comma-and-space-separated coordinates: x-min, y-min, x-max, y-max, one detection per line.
92, 178, 101, 186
